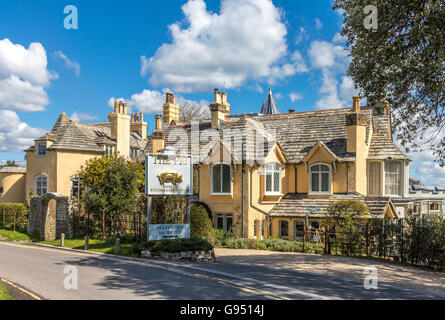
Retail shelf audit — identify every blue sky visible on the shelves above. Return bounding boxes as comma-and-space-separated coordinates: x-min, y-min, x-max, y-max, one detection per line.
0, 0, 443, 186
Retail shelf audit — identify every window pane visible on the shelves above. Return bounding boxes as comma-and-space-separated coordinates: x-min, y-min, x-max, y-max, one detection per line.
222, 165, 231, 193
320, 165, 330, 172
321, 173, 329, 192
213, 165, 221, 192
368, 162, 381, 195
311, 173, 319, 192
310, 165, 320, 172
226, 215, 233, 231
273, 172, 280, 192
280, 221, 288, 238
217, 216, 224, 229
266, 173, 272, 192
385, 162, 401, 195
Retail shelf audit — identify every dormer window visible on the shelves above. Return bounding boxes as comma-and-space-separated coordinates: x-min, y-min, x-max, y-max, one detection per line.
105, 145, 115, 155
309, 164, 331, 194
37, 142, 47, 157
131, 148, 138, 158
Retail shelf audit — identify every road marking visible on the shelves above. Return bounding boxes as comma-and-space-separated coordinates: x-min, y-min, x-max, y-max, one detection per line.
0, 278, 42, 300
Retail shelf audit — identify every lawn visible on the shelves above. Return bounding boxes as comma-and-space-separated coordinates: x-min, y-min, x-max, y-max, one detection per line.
0, 282, 14, 300
0, 229, 31, 242
39, 239, 139, 257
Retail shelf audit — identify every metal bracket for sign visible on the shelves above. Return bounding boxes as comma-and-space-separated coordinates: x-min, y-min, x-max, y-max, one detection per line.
145, 150, 193, 241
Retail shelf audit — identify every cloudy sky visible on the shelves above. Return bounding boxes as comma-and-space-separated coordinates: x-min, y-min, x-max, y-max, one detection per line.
0, 0, 443, 187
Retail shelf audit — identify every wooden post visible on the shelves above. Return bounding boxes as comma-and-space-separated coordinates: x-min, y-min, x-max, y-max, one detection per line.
102, 211, 105, 240
61, 233, 65, 247
303, 224, 306, 253
115, 238, 120, 255
13, 210, 16, 231
84, 235, 89, 250
147, 196, 152, 242
185, 195, 191, 226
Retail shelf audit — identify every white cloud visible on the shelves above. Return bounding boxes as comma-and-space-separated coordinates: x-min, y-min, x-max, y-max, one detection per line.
70, 112, 97, 122
0, 110, 45, 152
333, 32, 347, 43
308, 40, 359, 109
143, 0, 307, 92
289, 92, 303, 102
55, 51, 80, 76
108, 89, 209, 115
0, 38, 57, 112
295, 27, 307, 45
315, 18, 323, 30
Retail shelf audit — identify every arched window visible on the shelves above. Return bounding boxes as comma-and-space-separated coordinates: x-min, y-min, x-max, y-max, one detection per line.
70, 175, 83, 200
211, 164, 231, 194
310, 164, 331, 194
265, 163, 281, 194
35, 174, 48, 196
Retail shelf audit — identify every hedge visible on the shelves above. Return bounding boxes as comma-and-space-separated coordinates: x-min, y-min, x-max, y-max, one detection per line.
0, 203, 28, 232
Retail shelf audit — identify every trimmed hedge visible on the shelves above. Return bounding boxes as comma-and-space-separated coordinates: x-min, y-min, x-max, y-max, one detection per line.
190, 204, 214, 240
0, 203, 28, 232
148, 237, 214, 253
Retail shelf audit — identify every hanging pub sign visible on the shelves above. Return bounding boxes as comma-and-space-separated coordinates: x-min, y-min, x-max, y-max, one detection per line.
145, 147, 193, 241
145, 147, 193, 196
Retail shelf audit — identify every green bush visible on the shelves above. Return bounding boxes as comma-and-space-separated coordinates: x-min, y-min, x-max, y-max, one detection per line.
215, 229, 233, 247
148, 237, 213, 253
0, 203, 28, 232
190, 204, 214, 240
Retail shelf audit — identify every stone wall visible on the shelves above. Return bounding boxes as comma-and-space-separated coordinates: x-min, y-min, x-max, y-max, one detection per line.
28, 193, 73, 241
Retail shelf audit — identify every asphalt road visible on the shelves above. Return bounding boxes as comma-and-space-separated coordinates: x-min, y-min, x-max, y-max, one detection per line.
1, 242, 444, 300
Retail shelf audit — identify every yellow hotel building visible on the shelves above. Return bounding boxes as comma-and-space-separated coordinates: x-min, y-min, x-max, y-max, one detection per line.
1, 89, 418, 239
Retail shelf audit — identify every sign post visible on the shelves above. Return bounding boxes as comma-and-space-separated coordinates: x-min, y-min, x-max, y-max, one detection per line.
145, 147, 193, 241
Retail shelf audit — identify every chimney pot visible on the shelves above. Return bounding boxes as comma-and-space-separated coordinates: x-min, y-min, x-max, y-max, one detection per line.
140, 112, 144, 122
353, 96, 361, 112
114, 100, 119, 113
289, 109, 295, 114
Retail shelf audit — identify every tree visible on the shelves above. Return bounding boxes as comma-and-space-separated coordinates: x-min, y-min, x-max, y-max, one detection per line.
333, 0, 445, 164
179, 102, 210, 123
79, 154, 142, 236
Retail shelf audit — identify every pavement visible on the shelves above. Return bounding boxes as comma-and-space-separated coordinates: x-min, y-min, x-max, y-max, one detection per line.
0, 241, 444, 300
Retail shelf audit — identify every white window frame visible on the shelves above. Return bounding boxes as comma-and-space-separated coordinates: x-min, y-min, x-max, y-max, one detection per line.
309, 163, 332, 195
215, 214, 233, 231
264, 162, 282, 195
210, 163, 232, 195
35, 174, 48, 196
384, 160, 403, 196
70, 175, 83, 201
36, 141, 47, 157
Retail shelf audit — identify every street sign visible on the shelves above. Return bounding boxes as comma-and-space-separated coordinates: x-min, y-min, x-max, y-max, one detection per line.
145, 148, 193, 196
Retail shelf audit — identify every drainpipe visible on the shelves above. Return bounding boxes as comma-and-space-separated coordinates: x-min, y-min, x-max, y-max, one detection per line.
241, 142, 245, 238
346, 162, 350, 195
294, 164, 298, 194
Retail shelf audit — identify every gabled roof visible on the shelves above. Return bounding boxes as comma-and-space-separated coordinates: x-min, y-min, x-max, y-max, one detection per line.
260, 88, 280, 115
0, 166, 26, 174
302, 141, 339, 163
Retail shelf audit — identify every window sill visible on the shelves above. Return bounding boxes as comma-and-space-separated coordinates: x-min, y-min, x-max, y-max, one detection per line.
308, 192, 332, 196
210, 193, 232, 196
264, 193, 283, 197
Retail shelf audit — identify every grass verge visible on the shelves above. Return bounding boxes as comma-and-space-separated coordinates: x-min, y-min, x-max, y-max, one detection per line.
0, 229, 31, 242
39, 239, 139, 257
0, 282, 14, 300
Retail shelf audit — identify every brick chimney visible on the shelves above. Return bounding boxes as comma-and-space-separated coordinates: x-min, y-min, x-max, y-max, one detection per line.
152, 115, 165, 154
346, 96, 367, 195
210, 89, 230, 129
108, 100, 131, 157
130, 112, 148, 140
163, 93, 179, 125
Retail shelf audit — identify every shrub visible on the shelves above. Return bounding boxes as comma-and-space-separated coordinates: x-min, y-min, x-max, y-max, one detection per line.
148, 237, 213, 253
215, 229, 233, 247
190, 204, 214, 239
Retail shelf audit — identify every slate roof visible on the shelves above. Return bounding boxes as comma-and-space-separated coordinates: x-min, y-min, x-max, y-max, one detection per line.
367, 134, 408, 160
269, 194, 395, 218
260, 88, 280, 114
27, 113, 148, 155
0, 166, 26, 174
